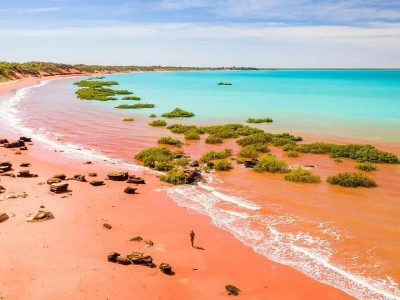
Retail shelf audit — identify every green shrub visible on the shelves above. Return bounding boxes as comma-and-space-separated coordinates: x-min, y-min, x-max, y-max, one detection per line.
184, 130, 201, 140
167, 124, 199, 134
238, 146, 259, 159
175, 156, 190, 166
237, 133, 273, 146
327, 172, 376, 187
254, 155, 289, 173
214, 159, 233, 171
160, 168, 186, 185
115, 103, 155, 109
74, 80, 119, 88
287, 151, 299, 157
158, 136, 182, 147
205, 135, 223, 144
154, 161, 175, 171
161, 108, 195, 118
75, 88, 118, 101
356, 162, 377, 172
149, 114, 157, 118
149, 120, 167, 127
200, 149, 232, 163
201, 124, 262, 139
122, 96, 141, 100
134, 147, 175, 168
284, 167, 320, 183
246, 117, 273, 123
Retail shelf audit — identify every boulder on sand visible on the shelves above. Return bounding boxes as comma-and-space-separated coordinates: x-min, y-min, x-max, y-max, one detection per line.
20, 162, 31, 167
19, 136, 32, 142
90, 180, 104, 186
0, 185, 5, 194
88, 172, 97, 177
107, 252, 120, 262
72, 174, 86, 182
107, 171, 129, 181
103, 223, 112, 229
53, 174, 67, 180
124, 186, 137, 194
5, 140, 25, 148
28, 210, 54, 222
159, 263, 173, 275
50, 183, 69, 193
117, 256, 132, 265
0, 161, 12, 172
184, 169, 203, 184
190, 160, 199, 168
0, 139, 9, 144
17, 170, 38, 178
225, 285, 241, 296
127, 251, 154, 267
47, 177, 62, 185
126, 175, 146, 184
19, 146, 28, 151
0, 212, 9, 223
244, 159, 258, 168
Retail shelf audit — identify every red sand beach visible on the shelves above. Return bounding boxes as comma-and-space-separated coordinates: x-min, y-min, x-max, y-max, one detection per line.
0, 78, 356, 299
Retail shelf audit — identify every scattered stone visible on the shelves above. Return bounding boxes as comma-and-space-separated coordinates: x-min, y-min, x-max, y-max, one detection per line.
116, 256, 132, 265
50, 183, 69, 193
126, 175, 146, 184
19, 136, 32, 142
184, 169, 202, 184
5, 140, 25, 148
127, 251, 154, 267
0, 173, 15, 178
0, 139, 9, 144
145, 240, 154, 247
130, 236, 143, 242
15, 151, 22, 155
107, 171, 129, 181
90, 180, 104, 186
124, 186, 137, 194
0, 185, 5, 194
28, 210, 54, 222
84, 161, 93, 164
20, 162, 30, 167
88, 172, 97, 177
103, 223, 112, 229
225, 285, 241, 296
0, 162, 12, 172
19, 146, 28, 151
159, 263, 173, 275
72, 174, 86, 182
107, 252, 120, 262
244, 159, 258, 168
53, 174, 67, 180
47, 177, 62, 185
17, 170, 38, 178
0, 212, 9, 223
190, 160, 199, 167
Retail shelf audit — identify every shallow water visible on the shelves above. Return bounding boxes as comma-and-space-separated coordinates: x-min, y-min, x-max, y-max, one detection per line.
1, 71, 400, 300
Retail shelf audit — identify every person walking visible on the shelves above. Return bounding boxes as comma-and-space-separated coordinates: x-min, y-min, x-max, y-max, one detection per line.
190, 230, 195, 248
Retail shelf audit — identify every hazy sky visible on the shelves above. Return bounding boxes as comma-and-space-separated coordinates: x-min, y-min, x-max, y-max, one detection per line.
1, 0, 400, 67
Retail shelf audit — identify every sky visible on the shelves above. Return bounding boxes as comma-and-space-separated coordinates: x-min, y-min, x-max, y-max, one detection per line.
0, 0, 400, 67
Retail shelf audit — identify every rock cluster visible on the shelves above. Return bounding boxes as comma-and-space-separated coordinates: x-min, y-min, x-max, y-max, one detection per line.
107, 251, 155, 268
124, 186, 137, 194
0, 139, 9, 144
4, 140, 25, 148
184, 169, 202, 184
50, 183, 69, 193
53, 174, 67, 180
19, 136, 32, 142
244, 159, 258, 168
17, 170, 38, 178
126, 175, 146, 184
28, 210, 54, 222
47, 177, 62, 185
72, 174, 86, 182
107, 171, 129, 181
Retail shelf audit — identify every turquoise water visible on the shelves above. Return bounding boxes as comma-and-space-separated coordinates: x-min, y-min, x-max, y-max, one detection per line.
81, 70, 400, 141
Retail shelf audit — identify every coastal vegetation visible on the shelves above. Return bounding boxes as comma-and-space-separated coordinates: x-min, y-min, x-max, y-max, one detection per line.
214, 159, 233, 171
205, 135, 223, 144
149, 114, 157, 118
246, 117, 273, 123
356, 162, 377, 172
238, 145, 262, 159
160, 169, 186, 185
327, 172, 376, 187
161, 108, 195, 118
134, 146, 183, 171
122, 96, 141, 100
287, 150, 299, 157
148, 120, 167, 127
218, 82, 232, 86
74, 80, 119, 88
115, 104, 155, 109
254, 155, 289, 173
184, 130, 201, 140
157, 136, 182, 147
284, 167, 321, 183
200, 149, 232, 163
73, 79, 134, 101
123, 117, 134, 122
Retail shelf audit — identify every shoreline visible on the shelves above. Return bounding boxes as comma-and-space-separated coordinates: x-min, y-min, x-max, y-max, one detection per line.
0, 77, 356, 299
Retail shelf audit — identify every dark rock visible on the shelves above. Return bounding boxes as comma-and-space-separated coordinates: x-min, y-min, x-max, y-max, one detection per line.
84, 161, 93, 164
159, 263, 173, 275
190, 160, 199, 167
52, 174, 66, 180
28, 210, 54, 222
19, 146, 28, 151
50, 183, 69, 193
0, 212, 9, 223
88, 173, 97, 177
20, 162, 30, 167
116, 256, 132, 265
184, 169, 203, 184
103, 223, 112, 229
5, 140, 25, 148
124, 186, 137, 194
19, 136, 32, 142
15, 151, 22, 155
107, 252, 120, 262
126, 175, 146, 184
0, 139, 9, 144
90, 180, 104, 186
207, 162, 214, 168
107, 171, 129, 181
72, 174, 86, 182
130, 236, 143, 242
127, 251, 154, 267
17, 170, 38, 178
0, 173, 15, 178
244, 159, 258, 168
47, 177, 62, 185
0, 161, 12, 172
0, 185, 5, 194
225, 285, 241, 296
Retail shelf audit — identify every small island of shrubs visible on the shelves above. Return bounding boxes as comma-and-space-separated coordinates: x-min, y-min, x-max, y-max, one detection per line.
149, 120, 167, 127
115, 104, 155, 109
161, 108, 195, 118
158, 136, 182, 147
74, 79, 134, 101
327, 172, 376, 187
135, 146, 182, 171
214, 159, 233, 171
217, 82, 232, 86
284, 167, 321, 183
200, 149, 232, 163
254, 155, 288, 173
356, 162, 377, 172
246, 117, 273, 123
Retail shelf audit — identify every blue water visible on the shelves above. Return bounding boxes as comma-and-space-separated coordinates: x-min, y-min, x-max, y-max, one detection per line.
77, 70, 400, 141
